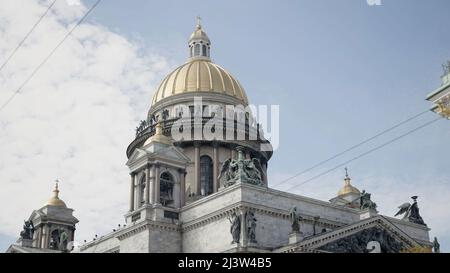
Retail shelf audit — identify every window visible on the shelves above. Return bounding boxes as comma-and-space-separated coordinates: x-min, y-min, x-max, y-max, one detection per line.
194, 44, 201, 56
202, 45, 207, 56
200, 156, 213, 196
139, 174, 146, 205
160, 172, 174, 207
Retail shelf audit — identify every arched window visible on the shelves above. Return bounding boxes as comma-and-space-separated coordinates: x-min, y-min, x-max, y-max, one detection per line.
194, 43, 201, 56
200, 155, 213, 196
202, 45, 207, 56
160, 172, 174, 207
139, 174, 146, 205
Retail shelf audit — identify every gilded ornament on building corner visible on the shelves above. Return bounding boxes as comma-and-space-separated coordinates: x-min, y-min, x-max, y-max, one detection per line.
437, 100, 450, 118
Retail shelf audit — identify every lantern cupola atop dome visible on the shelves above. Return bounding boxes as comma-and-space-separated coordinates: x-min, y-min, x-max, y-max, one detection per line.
188, 16, 211, 61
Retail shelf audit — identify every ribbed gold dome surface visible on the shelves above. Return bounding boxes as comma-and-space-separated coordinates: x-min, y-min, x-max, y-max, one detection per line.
151, 60, 248, 106
45, 182, 67, 208
337, 183, 361, 196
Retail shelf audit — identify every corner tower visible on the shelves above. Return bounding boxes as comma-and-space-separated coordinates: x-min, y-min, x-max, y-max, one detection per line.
7, 182, 78, 253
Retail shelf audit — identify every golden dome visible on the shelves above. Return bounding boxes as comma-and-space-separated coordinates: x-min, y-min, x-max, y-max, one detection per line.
151, 59, 248, 106
337, 169, 360, 196
151, 19, 248, 106
46, 182, 67, 208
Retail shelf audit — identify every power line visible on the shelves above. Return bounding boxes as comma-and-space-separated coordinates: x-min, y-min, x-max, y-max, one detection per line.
281, 116, 442, 193
0, 0, 102, 113
271, 109, 431, 188
0, 0, 57, 73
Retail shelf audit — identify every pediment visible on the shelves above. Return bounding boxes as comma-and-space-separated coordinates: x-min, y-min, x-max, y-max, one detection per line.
127, 145, 190, 166
126, 148, 148, 165
292, 216, 420, 253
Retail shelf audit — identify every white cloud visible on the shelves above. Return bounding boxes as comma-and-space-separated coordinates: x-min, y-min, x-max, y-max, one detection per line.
0, 0, 169, 244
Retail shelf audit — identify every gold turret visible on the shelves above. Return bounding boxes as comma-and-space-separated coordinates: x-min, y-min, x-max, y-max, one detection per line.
144, 122, 172, 146
45, 180, 67, 207
337, 168, 361, 196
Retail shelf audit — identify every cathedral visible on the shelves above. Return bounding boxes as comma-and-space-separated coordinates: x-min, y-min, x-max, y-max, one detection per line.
7, 20, 445, 254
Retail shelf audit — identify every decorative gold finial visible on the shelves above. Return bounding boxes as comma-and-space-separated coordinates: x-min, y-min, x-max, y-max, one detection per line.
345, 167, 349, 178
196, 16, 202, 29
54, 179, 60, 197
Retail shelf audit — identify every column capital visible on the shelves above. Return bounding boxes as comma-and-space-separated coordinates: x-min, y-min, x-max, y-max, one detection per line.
178, 168, 187, 174
212, 141, 219, 148
194, 141, 201, 148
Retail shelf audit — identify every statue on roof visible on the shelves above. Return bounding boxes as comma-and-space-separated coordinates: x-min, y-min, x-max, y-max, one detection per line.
289, 207, 302, 233
360, 190, 377, 211
394, 196, 426, 225
20, 220, 34, 240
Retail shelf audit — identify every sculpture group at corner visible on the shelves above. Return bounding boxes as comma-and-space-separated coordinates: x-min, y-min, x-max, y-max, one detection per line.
218, 148, 264, 188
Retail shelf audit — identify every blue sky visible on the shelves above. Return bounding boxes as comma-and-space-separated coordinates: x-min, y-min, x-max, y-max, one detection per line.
1, 0, 449, 252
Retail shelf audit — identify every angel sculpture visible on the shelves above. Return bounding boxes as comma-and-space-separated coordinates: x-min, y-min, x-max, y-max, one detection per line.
218, 158, 235, 187
244, 158, 264, 184
218, 150, 265, 187
394, 196, 426, 225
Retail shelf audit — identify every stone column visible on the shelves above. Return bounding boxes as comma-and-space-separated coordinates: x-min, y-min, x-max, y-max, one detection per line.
194, 142, 201, 195
42, 225, 49, 248
213, 142, 219, 192
179, 169, 186, 207
173, 176, 181, 208
262, 163, 268, 185
154, 164, 161, 204
240, 209, 247, 246
149, 165, 155, 204
129, 172, 135, 212
145, 166, 150, 204
134, 173, 140, 209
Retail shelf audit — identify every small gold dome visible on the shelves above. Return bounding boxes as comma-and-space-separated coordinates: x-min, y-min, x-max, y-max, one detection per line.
151, 60, 248, 106
337, 169, 360, 196
144, 122, 172, 146
189, 24, 210, 44
46, 182, 67, 207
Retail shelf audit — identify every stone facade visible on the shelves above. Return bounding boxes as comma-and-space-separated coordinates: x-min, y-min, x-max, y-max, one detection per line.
79, 183, 431, 253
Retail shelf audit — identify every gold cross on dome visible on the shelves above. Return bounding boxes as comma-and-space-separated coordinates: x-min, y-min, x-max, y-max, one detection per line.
196, 16, 202, 27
